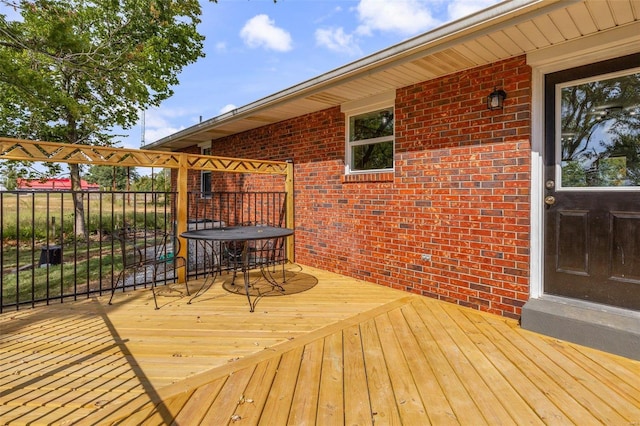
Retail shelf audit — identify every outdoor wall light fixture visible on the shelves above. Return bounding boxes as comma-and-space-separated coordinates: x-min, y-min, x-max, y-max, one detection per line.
487, 87, 507, 110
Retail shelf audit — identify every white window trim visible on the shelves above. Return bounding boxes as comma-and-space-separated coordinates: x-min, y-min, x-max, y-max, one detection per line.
342, 91, 396, 175
341, 90, 395, 115
345, 107, 395, 175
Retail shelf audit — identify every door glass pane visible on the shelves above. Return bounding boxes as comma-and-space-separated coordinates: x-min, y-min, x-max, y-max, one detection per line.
559, 71, 640, 188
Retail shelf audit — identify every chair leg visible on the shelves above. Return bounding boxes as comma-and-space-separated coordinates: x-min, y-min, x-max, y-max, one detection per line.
183, 273, 191, 296
176, 257, 190, 296
187, 249, 221, 304
109, 270, 126, 305
231, 266, 239, 285
151, 267, 159, 310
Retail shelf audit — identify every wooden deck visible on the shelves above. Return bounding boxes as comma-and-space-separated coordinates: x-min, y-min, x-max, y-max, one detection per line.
1, 265, 638, 425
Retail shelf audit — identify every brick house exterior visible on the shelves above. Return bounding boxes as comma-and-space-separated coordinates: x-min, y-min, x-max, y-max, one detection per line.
151, 0, 639, 358
197, 57, 531, 319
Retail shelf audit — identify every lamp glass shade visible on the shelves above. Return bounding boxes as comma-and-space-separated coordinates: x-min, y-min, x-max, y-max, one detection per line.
487, 89, 506, 110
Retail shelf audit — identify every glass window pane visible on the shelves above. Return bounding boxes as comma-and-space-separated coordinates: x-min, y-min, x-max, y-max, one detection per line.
201, 171, 211, 195
351, 141, 393, 171
560, 71, 640, 187
349, 108, 394, 142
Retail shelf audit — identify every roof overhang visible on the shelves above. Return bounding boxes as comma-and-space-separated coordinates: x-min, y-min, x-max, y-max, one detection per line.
147, 0, 639, 151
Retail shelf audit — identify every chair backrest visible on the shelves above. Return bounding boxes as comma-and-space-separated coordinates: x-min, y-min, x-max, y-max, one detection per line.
116, 229, 176, 269
251, 223, 286, 266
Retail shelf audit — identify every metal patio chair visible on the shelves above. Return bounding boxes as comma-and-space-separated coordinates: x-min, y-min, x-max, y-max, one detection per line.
109, 228, 187, 309
224, 222, 288, 290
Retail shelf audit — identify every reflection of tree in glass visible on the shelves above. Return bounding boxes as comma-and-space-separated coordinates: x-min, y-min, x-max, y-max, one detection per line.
352, 109, 393, 170
597, 157, 626, 186
599, 134, 640, 185
561, 73, 639, 187
562, 160, 587, 187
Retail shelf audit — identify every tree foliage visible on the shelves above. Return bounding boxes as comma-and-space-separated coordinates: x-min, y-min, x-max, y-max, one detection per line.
0, 0, 206, 236
0, 0, 205, 144
85, 165, 140, 191
134, 169, 170, 192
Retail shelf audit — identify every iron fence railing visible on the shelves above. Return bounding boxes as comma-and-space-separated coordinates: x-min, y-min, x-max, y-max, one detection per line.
0, 190, 287, 313
184, 191, 288, 280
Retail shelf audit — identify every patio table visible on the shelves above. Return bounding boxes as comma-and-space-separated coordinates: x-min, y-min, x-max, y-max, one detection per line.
181, 225, 293, 311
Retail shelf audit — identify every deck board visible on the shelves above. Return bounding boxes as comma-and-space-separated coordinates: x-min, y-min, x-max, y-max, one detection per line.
425, 301, 533, 425
231, 356, 279, 424
359, 317, 402, 425
406, 301, 488, 425
441, 302, 546, 424
343, 324, 371, 426
389, 305, 459, 425
170, 376, 227, 425
316, 331, 344, 425
1, 265, 639, 425
375, 312, 429, 424
479, 309, 630, 425
288, 339, 323, 424
260, 345, 304, 425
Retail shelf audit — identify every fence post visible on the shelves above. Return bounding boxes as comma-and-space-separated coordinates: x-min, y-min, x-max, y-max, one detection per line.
285, 159, 295, 263
176, 155, 188, 283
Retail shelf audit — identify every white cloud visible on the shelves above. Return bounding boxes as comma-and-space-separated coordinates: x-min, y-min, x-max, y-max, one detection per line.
240, 15, 292, 52
140, 108, 191, 144
145, 126, 184, 143
215, 41, 227, 52
314, 5, 344, 24
315, 27, 362, 56
355, 0, 440, 36
143, 112, 170, 130
219, 104, 237, 114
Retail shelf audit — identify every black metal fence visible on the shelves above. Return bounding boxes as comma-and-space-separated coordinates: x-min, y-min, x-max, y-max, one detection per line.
0, 190, 287, 313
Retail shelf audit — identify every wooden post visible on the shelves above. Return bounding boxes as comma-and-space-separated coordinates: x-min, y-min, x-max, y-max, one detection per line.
176, 155, 189, 283
285, 159, 295, 263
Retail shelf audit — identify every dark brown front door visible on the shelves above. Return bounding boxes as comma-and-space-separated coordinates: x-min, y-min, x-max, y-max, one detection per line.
544, 54, 640, 310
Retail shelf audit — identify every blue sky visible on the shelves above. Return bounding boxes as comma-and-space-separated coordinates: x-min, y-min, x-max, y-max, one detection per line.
129, 0, 500, 149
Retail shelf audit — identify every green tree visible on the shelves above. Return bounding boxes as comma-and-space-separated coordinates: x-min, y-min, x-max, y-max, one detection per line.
134, 169, 171, 193
86, 165, 139, 191
0, 167, 18, 190
0, 0, 205, 237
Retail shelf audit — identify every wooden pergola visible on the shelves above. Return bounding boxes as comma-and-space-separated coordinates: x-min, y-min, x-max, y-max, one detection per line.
0, 137, 296, 281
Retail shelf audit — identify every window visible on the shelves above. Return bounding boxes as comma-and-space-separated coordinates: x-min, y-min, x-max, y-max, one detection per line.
201, 146, 212, 198
557, 68, 640, 188
346, 106, 394, 173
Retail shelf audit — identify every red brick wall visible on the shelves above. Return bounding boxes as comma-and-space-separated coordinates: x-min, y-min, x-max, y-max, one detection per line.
186, 56, 532, 319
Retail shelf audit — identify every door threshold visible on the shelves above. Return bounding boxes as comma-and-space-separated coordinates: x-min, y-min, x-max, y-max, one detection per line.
521, 295, 640, 360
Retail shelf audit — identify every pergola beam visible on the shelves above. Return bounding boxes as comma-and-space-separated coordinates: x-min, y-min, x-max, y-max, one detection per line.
0, 137, 289, 174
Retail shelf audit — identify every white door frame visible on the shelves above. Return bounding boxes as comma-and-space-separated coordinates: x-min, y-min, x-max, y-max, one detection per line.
527, 23, 640, 300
